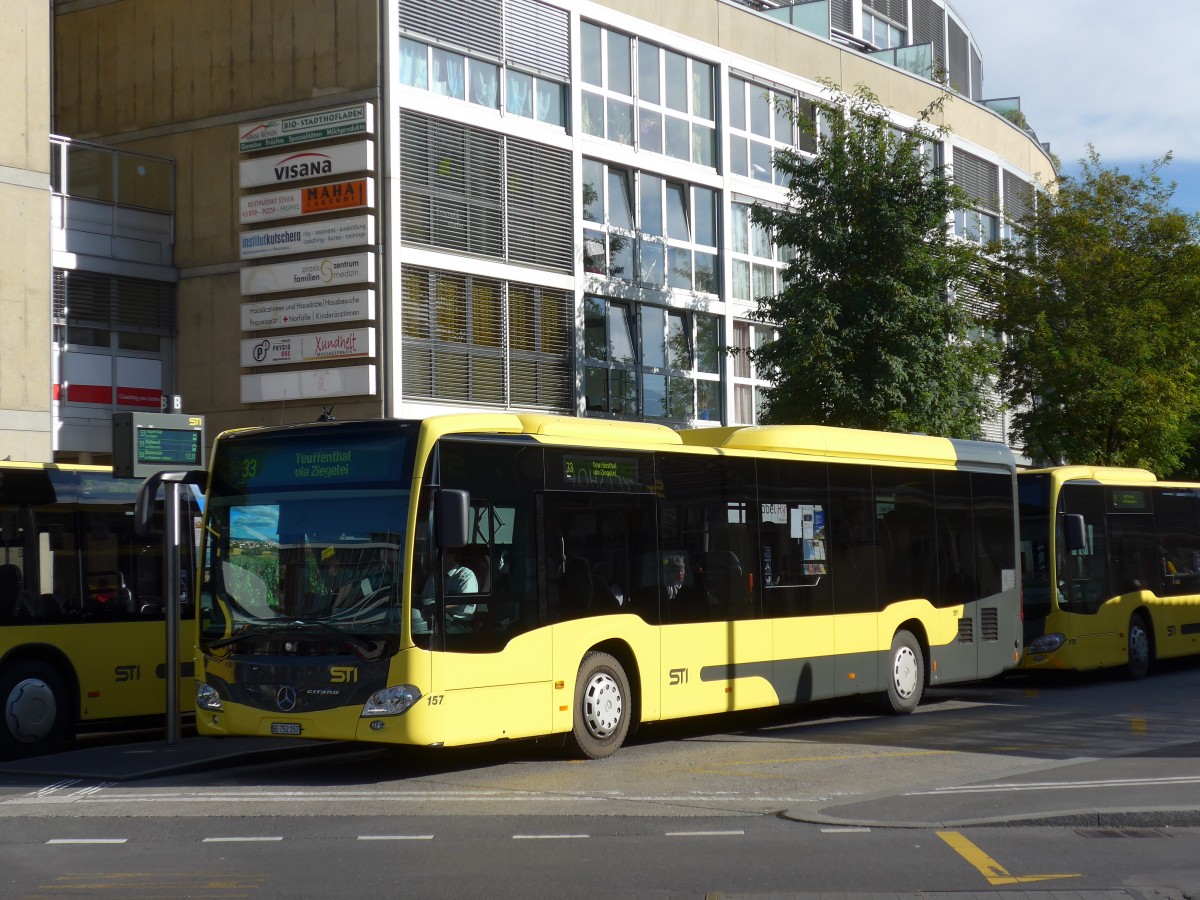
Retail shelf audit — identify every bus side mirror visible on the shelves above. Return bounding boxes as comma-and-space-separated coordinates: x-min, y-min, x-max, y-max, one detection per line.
1064, 513, 1087, 552
436, 489, 470, 550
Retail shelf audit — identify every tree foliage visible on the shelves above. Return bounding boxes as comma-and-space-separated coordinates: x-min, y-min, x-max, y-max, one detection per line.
984, 148, 1200, 474
749, 83, 995, 438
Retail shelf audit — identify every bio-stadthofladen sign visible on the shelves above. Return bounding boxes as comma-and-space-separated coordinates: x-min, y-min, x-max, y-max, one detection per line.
238, 103, 374, 153
239, 178, 374, 224
239, 141, 374, 189
240, 327, 377, 367
241, 290, 375, 330
239, 215, 374, 260
241, 252, 376, 296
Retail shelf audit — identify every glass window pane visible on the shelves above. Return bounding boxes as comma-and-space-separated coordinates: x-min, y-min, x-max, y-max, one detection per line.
641, 305, 666, 370
432, 49, 465, 99
752, 264, 775, 299
67, 147, 114, 202
643, 372, 667, 417
729, 77, 746, 130
751, 141, 772, 181
693, 188, 716, 247
668, 375, 694, 420
582, 159, 604, 222
507, 70, 534, 117
732, 204, 749, 254
732, 259, 750, 301
696, 316, 719, 374
733, 321, 751, 377
639, 239, 665, 286
469, 60, 499, 108
582, 92, 605, 137
640, 174, 663, 237
607, 98, 634, 145
691, 124, 715, 167
666, 312, 689, 370
117, 155, 171, 211
583, 228, 606, 274
584, 297, 607, 360
610, 234, 633, 281
750, 89, 771, 137
582, 22, 603, 86
664, 51, 687, 112
608, 303, 636, 363
536, 80, 564, 125
607, 31, 632, 95
612, 369, 638, 415
730, 136, 748, 177
608, 169, 633, 229
665, 116, 690, 160
400, 38, 428, 89
639, 108, 662, 153
668, 247, 691, 289
586, 366, 608, 411
691, 61, 713, 119
752, 220, 772, 258
697, 379, 720, 421
734, 384, 753, 424
694, 252, 716, 294
638, 41, 660, 105
666, 183, 689, 241
774, 98, 792, 143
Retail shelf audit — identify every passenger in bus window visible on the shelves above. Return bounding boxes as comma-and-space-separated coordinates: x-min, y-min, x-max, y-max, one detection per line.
662, 554, 687, 599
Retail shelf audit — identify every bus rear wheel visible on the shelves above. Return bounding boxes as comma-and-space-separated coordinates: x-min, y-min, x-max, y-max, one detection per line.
568, 652, 630, 760
883, 630, 924, 714
1, 660, 72, 759
1126, 613, 1152, 680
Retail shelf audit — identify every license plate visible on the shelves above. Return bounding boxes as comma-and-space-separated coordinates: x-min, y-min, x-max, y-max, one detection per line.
271, 722, 302, 735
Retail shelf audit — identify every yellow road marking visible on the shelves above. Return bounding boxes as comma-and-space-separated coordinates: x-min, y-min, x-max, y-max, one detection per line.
937, 831, 1080, 885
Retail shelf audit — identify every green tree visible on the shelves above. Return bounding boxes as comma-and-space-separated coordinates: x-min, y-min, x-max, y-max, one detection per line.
985, 148, 1200, 474
749, 83, 996, 437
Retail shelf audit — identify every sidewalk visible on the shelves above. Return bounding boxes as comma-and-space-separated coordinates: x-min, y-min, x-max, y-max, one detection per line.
0, 735, 344, 782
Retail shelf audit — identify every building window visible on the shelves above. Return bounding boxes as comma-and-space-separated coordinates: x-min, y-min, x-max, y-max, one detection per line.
399, 36, 567, 128
582, 158, 718, 295
581, 22, 717, 168
729, 201, 793, 303
863, 11, 905, 49
954, 208, 999, 245
584, 297, 721, 423
731, 320, 777, 425
728, 77, 816, 184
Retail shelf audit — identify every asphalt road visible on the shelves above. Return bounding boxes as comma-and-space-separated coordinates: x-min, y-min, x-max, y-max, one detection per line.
1, 661, 1198, 898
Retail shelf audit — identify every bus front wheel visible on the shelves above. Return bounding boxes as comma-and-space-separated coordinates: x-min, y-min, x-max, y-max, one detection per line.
0, 660, 72, 759
1126, 613, 1152, 680
883, 630, 925, 714
569, 651, 631, 760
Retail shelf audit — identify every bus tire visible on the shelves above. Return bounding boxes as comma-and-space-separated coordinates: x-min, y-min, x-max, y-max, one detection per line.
883, 630, 924, 714
568, 651, 630, 760
1126, 612, 1152, 681
0, 660, 72, 759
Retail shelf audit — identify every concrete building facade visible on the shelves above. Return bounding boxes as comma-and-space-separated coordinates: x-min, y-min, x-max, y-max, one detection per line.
37, 0, 1054, 457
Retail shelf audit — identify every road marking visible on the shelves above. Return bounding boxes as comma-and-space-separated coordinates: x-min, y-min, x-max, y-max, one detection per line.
357, 835, 434, 841
664, 830, 745, 837
45, 838, 127, 844
912, 773, 1200, 795
512, 834, 589, 840
33, 779, 80, 798
201, 836, 284, 843
937, 831, 1079, 886
821, 827, 871, 833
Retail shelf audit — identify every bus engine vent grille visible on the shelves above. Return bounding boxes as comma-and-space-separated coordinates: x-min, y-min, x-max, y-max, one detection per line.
956, 617, 973, 644
981, 607, 999, 641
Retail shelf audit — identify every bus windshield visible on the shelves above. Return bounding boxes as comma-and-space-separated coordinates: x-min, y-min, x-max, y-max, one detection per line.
199, 422, 417, 659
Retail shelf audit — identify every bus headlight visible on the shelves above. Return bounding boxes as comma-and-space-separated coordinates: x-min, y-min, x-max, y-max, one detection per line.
196, 682, 224, 712
1026, 633, 1065, 655
361, 685, 422, 717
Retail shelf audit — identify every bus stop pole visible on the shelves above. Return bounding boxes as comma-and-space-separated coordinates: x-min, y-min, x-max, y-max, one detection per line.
164, 480, 181, 744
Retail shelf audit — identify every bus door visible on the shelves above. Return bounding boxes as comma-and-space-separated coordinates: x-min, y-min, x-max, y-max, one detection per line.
423, 440, 550, 745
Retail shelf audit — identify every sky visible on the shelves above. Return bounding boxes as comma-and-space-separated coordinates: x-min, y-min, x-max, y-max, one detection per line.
949, 1, 1200, 217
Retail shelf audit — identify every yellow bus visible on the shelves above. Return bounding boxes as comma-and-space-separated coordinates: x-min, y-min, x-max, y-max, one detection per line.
193, 414, 1021, 758
1019, 466, 1200, 678
0, 463, 200, 758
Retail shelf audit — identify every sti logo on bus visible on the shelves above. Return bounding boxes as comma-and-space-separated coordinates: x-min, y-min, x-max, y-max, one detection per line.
114, 665, 141, 682
669, 668, 688, 685
330, 666, 358, 684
